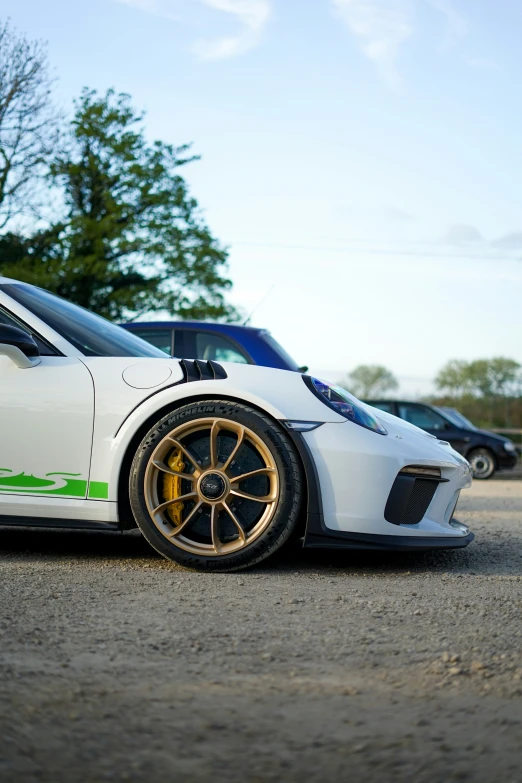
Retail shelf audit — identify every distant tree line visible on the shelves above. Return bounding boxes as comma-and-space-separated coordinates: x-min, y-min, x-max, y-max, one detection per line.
0, 20, 236, 321
340, 358, 522, 429
432, 357, 521, 429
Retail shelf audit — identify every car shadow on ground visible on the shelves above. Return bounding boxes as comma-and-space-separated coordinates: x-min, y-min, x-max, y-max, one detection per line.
1, 522, 521, 578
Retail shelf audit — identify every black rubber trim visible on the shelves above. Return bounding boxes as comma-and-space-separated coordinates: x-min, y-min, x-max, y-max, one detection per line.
304, 528, 474, 551
283, 429, 326, 544
0, 515, 119, 531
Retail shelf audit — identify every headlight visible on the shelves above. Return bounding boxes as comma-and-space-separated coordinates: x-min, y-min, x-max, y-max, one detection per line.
303, 376, 387, 435
503, 441, 516, 452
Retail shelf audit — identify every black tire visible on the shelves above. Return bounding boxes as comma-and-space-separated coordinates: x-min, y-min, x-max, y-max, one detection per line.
129, 399, 303, 571
467, 447, 496, 480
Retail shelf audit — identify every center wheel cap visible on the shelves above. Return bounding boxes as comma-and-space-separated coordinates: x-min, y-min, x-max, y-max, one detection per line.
199, 472, 227, 501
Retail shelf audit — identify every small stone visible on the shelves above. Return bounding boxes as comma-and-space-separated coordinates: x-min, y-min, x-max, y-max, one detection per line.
470, 661, 486, 672
448, 666, 462, 676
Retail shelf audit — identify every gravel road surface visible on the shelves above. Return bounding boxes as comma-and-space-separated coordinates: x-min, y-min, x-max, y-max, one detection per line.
1, 479, 521, 783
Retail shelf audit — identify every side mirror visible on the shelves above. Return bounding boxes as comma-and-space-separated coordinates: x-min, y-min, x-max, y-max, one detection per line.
0, 325, 41, 369
297, 365, 309, 373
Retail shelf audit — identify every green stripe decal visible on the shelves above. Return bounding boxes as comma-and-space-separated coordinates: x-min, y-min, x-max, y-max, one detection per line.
0, 470, 108, 499
88, 481, 109, 500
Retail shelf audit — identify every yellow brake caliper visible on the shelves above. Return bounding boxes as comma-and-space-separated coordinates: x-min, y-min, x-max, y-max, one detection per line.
162, 448, 185, 528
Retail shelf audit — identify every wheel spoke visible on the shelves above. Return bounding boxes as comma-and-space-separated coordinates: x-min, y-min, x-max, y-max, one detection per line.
209, 421, 221, 469
151, 460, 196, 482
221, 501, 247, 544
229, 489, 278, 503
166, 439, 202, 475
153, 492, 198, 516
210, 504, 222, 552
167, 500, 203, 537
230, 467, 276, 484
221, 426, 245, 472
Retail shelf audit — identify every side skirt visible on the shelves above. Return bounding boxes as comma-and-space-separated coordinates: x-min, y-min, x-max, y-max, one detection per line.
0, 516, 120, 531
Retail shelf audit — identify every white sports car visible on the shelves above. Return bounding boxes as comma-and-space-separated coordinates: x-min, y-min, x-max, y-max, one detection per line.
0, 278, 474, 571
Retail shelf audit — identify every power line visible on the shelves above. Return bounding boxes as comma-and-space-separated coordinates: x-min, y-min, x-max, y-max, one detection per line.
231, 239, 522, 262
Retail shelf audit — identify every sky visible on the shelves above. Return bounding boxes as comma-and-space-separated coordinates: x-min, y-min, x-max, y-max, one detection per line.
2, 0, 522, 395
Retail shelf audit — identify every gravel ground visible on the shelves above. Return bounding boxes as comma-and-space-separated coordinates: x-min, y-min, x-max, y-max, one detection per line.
1, 479, 521, 783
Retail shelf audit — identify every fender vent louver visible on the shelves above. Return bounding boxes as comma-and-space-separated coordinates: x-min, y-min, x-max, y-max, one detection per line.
179, 359, 227, 383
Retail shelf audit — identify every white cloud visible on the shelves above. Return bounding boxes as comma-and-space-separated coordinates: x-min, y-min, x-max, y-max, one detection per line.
331, 0, 467, 86
115, 0, 271, 59
194, 0, 271, 59
331, 0, 414, 87
115, 0, 180, 21
427, 0, 467, 37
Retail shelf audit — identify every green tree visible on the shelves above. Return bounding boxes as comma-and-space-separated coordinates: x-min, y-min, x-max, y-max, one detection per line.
1, 89, 236, 321
339, 364, 399, 398
434, 356, 521, 427
487, 357, 521, 397
435, 359, 471, 397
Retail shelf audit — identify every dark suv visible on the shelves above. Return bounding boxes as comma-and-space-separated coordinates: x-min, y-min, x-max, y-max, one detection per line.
365, 400, 518, 479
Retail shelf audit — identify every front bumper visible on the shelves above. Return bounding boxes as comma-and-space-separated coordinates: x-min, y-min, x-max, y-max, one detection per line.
497, 451, 518, 470
296, 418, 473, 550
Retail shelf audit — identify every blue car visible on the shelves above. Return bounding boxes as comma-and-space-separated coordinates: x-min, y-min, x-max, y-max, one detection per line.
120, 321, 307, 372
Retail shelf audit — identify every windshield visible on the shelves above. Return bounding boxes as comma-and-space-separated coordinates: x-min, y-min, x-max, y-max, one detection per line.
437, 407, 477, 431
3, 284, 167, 358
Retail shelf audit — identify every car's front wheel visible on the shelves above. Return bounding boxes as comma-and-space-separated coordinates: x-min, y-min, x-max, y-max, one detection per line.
468, 447, 496, 479
129, 400, 303, 571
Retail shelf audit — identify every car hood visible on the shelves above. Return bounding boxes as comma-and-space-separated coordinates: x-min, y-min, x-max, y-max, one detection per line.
469, 428, 512, 445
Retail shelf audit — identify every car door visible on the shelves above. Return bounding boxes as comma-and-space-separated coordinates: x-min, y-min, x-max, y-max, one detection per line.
0, 306, 94, 511
396, 403, 468, 454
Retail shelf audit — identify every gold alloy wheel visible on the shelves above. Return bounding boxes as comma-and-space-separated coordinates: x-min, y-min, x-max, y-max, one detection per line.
144, 418, 280, 556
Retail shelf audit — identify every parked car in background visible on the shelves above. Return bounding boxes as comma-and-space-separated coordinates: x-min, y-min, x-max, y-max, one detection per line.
120, 321, 307, 372
365, 400, 518, 479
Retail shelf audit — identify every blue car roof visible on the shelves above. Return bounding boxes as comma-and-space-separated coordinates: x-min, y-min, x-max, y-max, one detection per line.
122, 321, 265, 334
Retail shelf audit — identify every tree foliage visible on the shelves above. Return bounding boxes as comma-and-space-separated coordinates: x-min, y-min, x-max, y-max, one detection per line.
435, 357, 521, 399
339, 364, 399, 398
434, 356, 522, 428
0, 20, 58, 227
0, 88, 237, 322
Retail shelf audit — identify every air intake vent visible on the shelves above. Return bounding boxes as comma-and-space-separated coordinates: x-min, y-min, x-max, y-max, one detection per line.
385, 468, 445, 525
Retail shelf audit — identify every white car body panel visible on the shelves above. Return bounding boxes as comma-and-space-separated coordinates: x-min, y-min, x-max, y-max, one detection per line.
83, 360, 346, 504
305, 420, 470, 539
0, 356, 94, 504
0, 277, 473, 549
